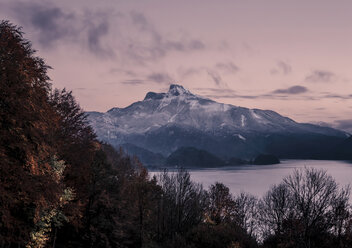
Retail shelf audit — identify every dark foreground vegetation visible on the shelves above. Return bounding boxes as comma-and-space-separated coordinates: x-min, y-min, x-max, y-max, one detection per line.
1, 21, 352, 248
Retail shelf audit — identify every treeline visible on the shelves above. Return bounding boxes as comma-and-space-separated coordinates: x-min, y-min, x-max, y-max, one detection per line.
1, 20, 352, 248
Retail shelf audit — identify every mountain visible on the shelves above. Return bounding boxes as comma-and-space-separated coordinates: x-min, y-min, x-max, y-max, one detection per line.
87, 84, 350, 165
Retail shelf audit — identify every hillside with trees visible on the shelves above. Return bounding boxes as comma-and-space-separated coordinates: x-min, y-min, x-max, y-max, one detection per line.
1, 20, 352, 248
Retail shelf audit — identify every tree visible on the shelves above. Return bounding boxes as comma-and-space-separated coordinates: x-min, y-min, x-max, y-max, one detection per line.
49, 88, 97, 230
0, 20, 98, 247
259, 183, 292, 239
207, 182, 235, 224
157, 169, 207, 240
26, 156, 74, 248
233, 192, 258, 238
0, 20, 61, 246
261, 168, 351, 248
284, 168, 339, 247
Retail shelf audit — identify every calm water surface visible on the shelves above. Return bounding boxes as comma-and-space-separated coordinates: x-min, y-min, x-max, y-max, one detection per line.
150, 160, 352, 197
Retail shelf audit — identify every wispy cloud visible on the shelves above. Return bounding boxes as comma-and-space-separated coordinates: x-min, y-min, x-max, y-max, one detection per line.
215, 62, 239, 74
195, 85, 311, 100
315, 107, 326, 111
86, 19, 111, 56
147, 72, 174, 84
120, 79, 145, 85
271, 61, 292, 75
126, 11, 205, 64
323, 93, 352, 100
305, 70, 336, 83
193, 87, 263, 99
178, 62, 238, 87
7, 2, 206, 62
206, 70, 223, 86
193, 88, 237, 94
273, 85, 308, 94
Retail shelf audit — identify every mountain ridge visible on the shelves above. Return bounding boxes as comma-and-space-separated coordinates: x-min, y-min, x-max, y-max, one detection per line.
87, 84, 350, 165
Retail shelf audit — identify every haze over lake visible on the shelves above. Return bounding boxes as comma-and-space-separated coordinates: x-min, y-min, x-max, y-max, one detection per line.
151, 160, 352, 197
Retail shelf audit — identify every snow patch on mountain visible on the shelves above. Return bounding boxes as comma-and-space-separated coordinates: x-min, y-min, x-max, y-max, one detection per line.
241, 115, 246, 127
237, 134, 246, 141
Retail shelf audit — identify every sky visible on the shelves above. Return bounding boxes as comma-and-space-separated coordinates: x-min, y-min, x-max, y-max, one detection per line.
1, 0, 352, 132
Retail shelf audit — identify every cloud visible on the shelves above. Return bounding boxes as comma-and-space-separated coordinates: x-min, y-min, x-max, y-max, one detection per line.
87, 19, 111, 57
206, 70, 223, 86
110, 72, 174, 85
9, 3, 204, 61
10, 2, 113, 57
194, 86, 313, 100
120, 79, 145, 85
271, 61, 292, 75
323, 94, 352, 100
193, 88, 237, 94
109, 68, 138, 77
305, 70, 336, 83
194, 87, 262, 99
13, 3, 76, 47
178, 62, 238, 87
273, 85, 308, 94
204, 93, 260, 99
188, 40, 205, 50
215, 62, 239, 74
147, 73, 173, 84
178, 67, 201, 78
126, 11, 205, 64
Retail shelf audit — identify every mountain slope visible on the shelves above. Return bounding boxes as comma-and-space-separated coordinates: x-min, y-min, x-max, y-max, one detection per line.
87, 84, 349, 165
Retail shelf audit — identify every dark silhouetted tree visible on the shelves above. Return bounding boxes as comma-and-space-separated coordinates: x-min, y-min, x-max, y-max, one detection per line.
0, 20, 61, 246
207, 182, 235, 225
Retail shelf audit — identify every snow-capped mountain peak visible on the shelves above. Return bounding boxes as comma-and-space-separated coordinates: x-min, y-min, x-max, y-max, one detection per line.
87, 84, 348, 161
168, 84, 193, 96
144, 84, 194, 100
90, 84, 347, 135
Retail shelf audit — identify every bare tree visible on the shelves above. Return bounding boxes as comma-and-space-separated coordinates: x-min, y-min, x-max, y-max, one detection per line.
330, 185, 350, 242
284, 168, 337, 246
157, 169, 207, 239
234, 192, 259, 238
260, 168, 351, 248
259, 183, 292, 238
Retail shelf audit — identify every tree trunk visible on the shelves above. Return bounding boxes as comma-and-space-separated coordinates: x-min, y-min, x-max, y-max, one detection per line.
52, 227, 57, 248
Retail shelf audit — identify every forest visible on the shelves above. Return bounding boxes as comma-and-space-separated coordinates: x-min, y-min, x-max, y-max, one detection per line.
1, 20, 352, 248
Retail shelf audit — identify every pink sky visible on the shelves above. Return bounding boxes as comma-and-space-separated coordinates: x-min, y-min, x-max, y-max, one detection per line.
1, 0, 352, 131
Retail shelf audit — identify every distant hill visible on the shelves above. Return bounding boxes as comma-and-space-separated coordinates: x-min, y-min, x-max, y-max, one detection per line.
166, 147, 225, 168
121, 143, 166, 165
253, 154, 280, 165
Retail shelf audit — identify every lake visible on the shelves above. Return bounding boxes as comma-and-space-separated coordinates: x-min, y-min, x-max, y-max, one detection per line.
150, 160, 352, 197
